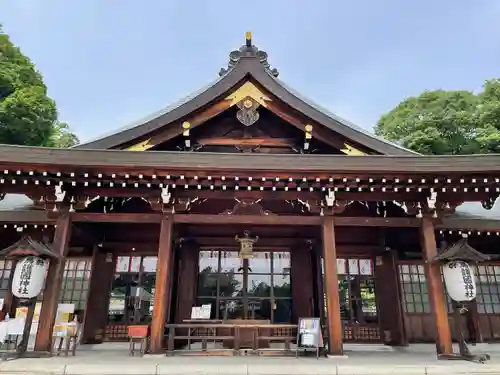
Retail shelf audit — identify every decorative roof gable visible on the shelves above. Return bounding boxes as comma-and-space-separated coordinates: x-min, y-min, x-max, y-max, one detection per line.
77, 33, 416, 156
0, 236, 60, 259
430, 238, 490, 263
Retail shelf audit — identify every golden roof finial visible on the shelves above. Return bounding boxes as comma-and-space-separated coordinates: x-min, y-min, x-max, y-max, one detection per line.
245, 31, 252, 47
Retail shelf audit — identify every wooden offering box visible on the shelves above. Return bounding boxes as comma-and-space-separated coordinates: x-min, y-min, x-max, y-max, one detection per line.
128, 325, 149, 338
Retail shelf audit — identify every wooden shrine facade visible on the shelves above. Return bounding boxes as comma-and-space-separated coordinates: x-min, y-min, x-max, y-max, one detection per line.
0, 34, 500, 355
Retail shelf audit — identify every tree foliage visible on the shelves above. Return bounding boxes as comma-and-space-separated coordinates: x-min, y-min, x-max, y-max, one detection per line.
0, 26, 78, 147
375, 79, 500, 155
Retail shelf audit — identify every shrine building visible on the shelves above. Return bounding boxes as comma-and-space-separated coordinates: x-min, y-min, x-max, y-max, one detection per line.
0, 33, 500, 356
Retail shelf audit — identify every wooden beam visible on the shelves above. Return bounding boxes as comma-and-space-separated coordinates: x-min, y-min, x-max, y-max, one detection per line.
0, 210, 425, 228
265, 100, 371, 154
334, 216, 420, 227
72, 212, 161, 223
9, 209, 500, 231
321, 216, 343, 355
147, 100, 232, 147
420, 217, 452, 355
34, 214, 72, 352
175, 189, 323, 201
150, 216, 174, 353
197, 137, 295, 147
172, 214, 322, 226
187, 237, 313, 247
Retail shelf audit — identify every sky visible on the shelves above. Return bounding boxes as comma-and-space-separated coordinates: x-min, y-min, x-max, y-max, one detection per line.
1, 0, 500, 143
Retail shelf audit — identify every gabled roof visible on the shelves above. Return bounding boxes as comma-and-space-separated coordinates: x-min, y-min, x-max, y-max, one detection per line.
0, 236, 60, 259
430, 238, 490, 263
77, 35, 416, 155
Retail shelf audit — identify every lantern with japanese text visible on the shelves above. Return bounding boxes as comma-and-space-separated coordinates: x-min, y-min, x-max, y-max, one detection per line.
0, 236, 58, 301
429, 237, 490, 362
442, 260, 476, 302
11, 256, 47, 299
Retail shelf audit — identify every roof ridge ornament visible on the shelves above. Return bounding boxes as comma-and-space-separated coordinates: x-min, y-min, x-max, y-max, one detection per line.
219, 32, 279, 78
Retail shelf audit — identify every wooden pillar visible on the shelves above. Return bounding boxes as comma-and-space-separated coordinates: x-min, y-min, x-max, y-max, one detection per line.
81, 246, 115, 344
420, 217, 452, 355
321, 217, 343, 355
291, 245, 314, 322
375, 250, 407, 346
150, 216, 174, 354
34, 214, 72, 352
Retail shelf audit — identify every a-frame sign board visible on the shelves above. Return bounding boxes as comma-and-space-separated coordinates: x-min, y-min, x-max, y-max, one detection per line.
295, 317, 323, 359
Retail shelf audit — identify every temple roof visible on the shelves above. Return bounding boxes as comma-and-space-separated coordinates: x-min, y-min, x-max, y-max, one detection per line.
76, 34, 416, 155
0, 145, 498, 172
431, 238, 490, 262
0, 236, 60, 259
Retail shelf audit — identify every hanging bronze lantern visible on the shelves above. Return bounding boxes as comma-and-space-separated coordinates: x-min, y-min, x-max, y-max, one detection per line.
235, 230, 258, 260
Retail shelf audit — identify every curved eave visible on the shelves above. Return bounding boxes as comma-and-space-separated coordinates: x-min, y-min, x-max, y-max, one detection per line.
77, 56, 414, 155
0, 145, 499, 174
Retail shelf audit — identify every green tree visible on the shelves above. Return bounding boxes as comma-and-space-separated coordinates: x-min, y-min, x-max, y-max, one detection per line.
49, 121, 80, 148
375, 80, 500, 155
0, 26, 78, 147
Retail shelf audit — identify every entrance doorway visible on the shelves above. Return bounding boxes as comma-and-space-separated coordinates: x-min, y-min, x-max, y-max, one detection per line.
321, 257, 381, 342
197, 250, 292, 323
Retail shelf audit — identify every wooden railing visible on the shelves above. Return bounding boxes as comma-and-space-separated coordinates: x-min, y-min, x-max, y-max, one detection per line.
165, 323, 297, 355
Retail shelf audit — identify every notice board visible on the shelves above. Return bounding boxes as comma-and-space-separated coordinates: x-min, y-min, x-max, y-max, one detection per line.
295, 317, 323, 358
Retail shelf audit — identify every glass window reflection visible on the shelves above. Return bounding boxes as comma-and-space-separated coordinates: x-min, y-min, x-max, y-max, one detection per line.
107, 256, 157, 325
220, 251, 242, 273
196, 250, 292, 323
248, 274, 271, 297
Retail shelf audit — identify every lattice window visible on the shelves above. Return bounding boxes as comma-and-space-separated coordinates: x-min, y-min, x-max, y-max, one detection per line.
398, 264, 431, 313
59, 259, 92, 310
475, 265, 500, 314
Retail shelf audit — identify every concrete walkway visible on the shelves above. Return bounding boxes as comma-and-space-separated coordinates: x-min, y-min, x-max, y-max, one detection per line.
0, 343, 498, 375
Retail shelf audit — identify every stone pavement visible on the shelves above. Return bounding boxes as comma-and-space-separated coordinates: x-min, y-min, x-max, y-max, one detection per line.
0, 343, 499, 375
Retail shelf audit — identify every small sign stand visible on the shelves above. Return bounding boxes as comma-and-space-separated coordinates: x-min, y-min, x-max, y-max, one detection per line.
295, 317, 322, 359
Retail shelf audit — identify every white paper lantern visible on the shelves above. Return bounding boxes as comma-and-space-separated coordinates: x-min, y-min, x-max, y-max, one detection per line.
442, 260, 476, 302
11, 256, 47, 299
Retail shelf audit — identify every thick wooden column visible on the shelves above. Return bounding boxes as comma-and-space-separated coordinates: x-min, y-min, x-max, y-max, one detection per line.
291, 245, 314, 322
321, 217, 343, 355
150, 216, 174, 354
375, 250, 407, 346
34, 214, 72, 352
81, 246, 116, 344
420, 217, 452, 355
